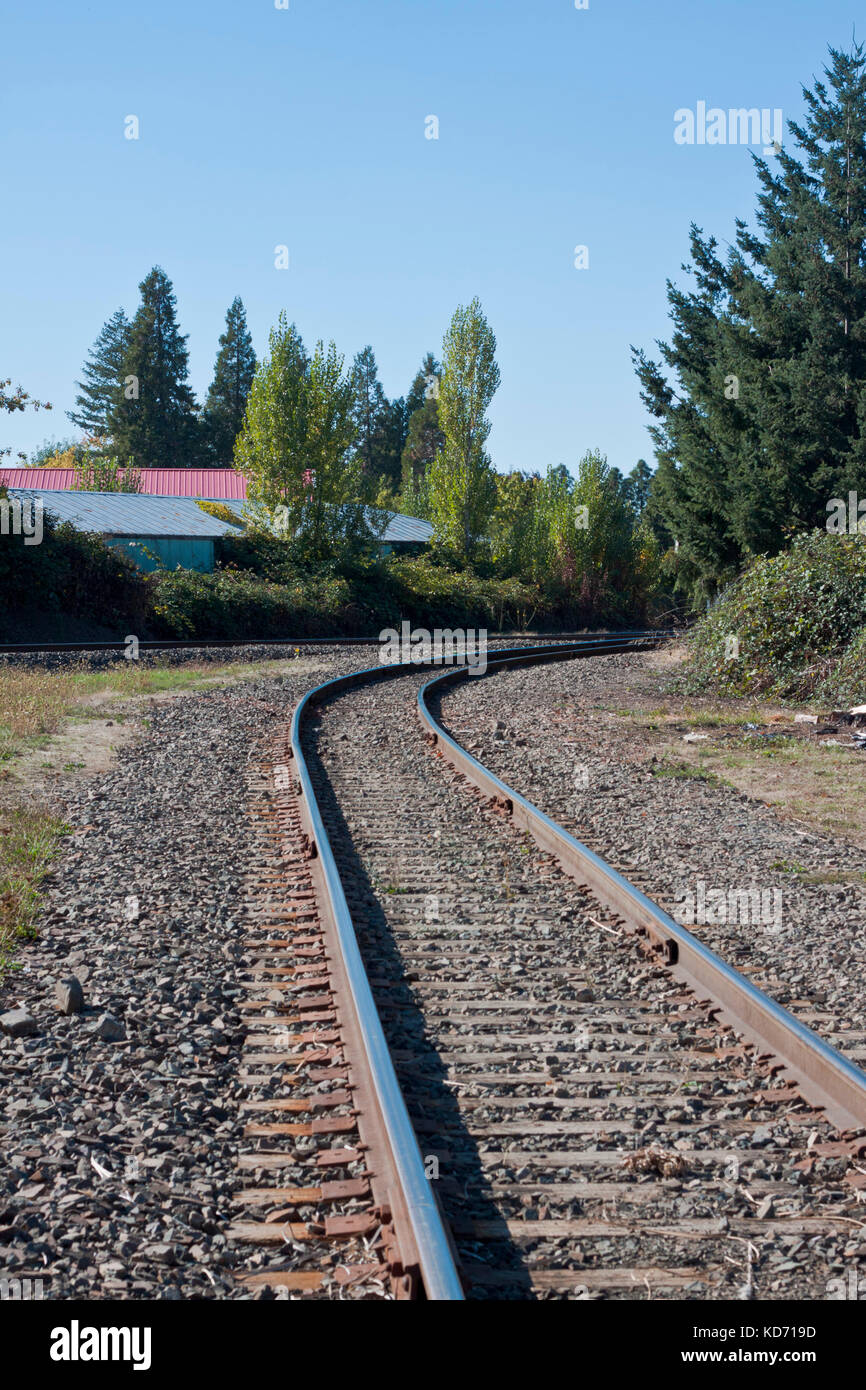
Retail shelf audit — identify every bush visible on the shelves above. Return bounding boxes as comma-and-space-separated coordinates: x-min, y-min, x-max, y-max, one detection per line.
148, 567, 371, 639
0, 495, 150, 635
682, 531, 866, 698
814, 626, 866, 708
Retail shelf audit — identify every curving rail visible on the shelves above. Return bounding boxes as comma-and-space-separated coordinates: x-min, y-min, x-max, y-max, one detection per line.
287, 633, 661, 1299
417, 648, 866, 1133
289, 632, 866, 1299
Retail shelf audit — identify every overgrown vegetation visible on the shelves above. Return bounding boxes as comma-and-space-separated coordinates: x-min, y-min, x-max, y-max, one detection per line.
0, 490, 151, 639
681, 531, 866, 701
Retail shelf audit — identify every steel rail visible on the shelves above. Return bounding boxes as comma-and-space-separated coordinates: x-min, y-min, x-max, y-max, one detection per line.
287, 633, 661, 1300
0, 629, 666, 656
417, 649, 866, 1133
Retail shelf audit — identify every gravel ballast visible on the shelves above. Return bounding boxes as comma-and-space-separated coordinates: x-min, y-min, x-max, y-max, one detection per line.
436, 650, 866, 1063
0, 649, 366, 1299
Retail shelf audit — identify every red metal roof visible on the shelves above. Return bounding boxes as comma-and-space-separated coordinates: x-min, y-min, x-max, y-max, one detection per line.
0, 468, 248, 498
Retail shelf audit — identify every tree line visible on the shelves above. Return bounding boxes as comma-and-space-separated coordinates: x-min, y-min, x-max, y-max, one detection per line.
23, 279, 656, 613
60, 266, 449, 492
234, 296, 657, 619
634, 43, 866, 609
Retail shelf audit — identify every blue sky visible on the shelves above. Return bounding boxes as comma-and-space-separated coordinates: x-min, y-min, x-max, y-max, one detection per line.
0, 0, 859, 475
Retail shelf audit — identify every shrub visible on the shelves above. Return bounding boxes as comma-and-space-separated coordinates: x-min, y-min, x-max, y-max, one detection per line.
682, 531, 866, 698
814, 626, 866, 708
0, 492, 150, 634
148, 567, 370, 639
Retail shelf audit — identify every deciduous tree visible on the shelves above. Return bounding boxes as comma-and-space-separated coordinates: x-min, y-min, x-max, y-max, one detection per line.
429, 298, 500, 560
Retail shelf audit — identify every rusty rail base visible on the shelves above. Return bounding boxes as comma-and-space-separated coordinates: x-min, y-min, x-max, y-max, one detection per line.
417, 652, 866, 1135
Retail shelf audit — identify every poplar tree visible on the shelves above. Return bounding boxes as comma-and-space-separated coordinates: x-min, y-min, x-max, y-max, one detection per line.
109, 267, 200, 468
429, 298, 500, 560
236, 314, 379, 559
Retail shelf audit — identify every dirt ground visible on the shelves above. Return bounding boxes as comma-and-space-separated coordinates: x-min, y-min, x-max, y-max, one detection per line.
594, 645, 866, 852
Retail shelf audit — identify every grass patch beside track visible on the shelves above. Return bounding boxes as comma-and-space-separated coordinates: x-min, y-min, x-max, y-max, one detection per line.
0, 802, 66, 975
0, 652, 318, 976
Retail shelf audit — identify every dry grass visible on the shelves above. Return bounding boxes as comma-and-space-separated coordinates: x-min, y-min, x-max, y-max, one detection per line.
0, 654, 304, 976
0, 656, 304, 768
0, 665, 83, 763
613, 659, 866, 849
622, 1147, 686, 1178
0, 801, 66, 972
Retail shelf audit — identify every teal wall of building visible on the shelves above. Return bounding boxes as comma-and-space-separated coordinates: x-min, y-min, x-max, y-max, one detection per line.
106, 537, 215, 573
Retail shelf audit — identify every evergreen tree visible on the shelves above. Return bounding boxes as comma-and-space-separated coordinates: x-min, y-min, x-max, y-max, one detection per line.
633, 44, 866, 605
405, 351, 441, 420
350, 346, 403, 489
202, 297, 256, 467
401, 395, 445, 491
67, 308, 130, 436
109, 267, 201, 468
400, 351, 444, 501
624, 459, 652, 515
429, 298, 500, 560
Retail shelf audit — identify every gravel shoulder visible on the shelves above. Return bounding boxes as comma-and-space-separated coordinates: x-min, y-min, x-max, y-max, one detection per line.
0, 647, 366, 1299
436, 649, 866, 1066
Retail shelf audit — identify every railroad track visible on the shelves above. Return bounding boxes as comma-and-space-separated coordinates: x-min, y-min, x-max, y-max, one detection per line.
228, 638, 866, 1300
0, 631, 660, 657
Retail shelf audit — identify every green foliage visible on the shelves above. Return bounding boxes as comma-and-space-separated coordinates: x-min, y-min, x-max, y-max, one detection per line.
109, 266, 201, 469
149, 566, 363, 639
351, 346, 404, 490
1, 379, 52, 460
429, 297, 500, 561
29, 437, 82, 465
815, 625, 866, 706
67, 308, 130, 436
385, 555, 543, 630
682, 531, 866, 697
405, 352, 440, 421
71, 453, 142, 493
634, 45, 866, 607
0, 498, 150, 634
196, 499, 244, 527
202, 297, 256, 467
489, 471, 540, 577
236, 315, 382, 561
400, 396, 443, 511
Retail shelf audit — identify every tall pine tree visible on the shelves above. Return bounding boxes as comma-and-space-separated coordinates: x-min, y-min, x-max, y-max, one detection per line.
202, 297, 257, 467
109, 267, 200, 468
634, 44, 866, 605
400, 351, 443, 497
67, 308, 130, 436
405, 351, 441, 420
350, 346, 403, 489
